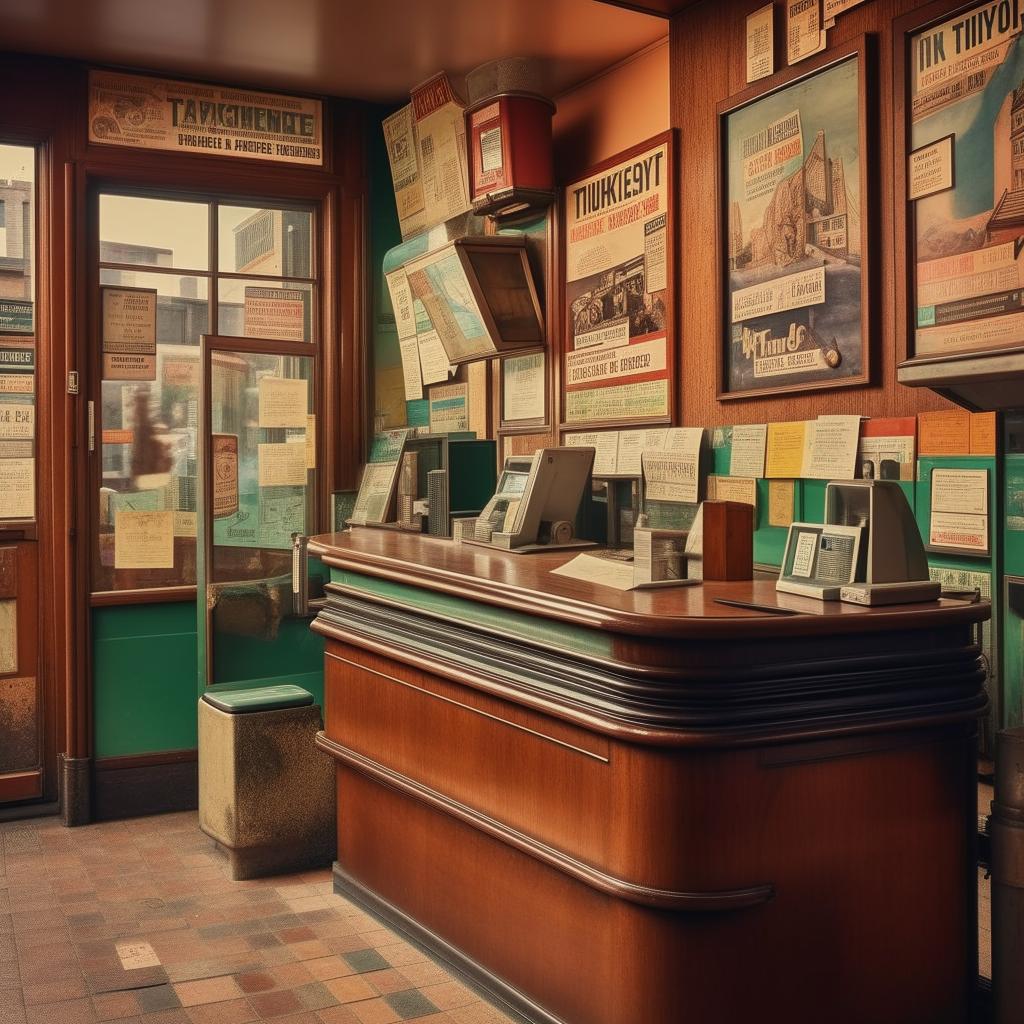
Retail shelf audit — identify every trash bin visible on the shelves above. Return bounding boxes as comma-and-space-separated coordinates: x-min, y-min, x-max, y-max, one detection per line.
198, 683, 335, 880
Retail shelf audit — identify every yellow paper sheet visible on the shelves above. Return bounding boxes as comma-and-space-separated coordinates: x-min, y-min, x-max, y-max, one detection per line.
765, 421, 807, 478
114, 510, 174, 569
258, 376, 307, 429
258, 442, 307, 487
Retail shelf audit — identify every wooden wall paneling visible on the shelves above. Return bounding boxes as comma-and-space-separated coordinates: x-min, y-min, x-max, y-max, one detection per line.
670, 0, 958, 427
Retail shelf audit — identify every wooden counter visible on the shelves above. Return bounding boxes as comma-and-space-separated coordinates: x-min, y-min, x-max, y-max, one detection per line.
310, 528, 989, 1024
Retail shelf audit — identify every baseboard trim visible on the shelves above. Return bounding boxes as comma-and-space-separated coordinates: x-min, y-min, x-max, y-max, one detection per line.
332, 862, 556, 1024
92, 749, 198, 821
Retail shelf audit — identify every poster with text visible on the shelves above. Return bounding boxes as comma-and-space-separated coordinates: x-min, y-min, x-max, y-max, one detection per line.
564, 134, 673, 424
721, 49, 867, 397
908, 2, 1024, 359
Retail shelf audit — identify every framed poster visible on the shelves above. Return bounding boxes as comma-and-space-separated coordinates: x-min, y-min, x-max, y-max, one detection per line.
896, 1, 1024, 364
562, 130, 676, 427
717, 39, 872, 400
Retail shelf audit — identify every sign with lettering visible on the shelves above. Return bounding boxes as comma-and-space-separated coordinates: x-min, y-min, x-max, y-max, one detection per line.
88, 70, 323, 166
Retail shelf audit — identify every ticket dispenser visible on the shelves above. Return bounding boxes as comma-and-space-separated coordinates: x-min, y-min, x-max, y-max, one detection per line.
778, 480, 940, 605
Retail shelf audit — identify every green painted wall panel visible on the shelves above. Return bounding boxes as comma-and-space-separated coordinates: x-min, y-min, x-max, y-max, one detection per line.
92, 603, 199, 758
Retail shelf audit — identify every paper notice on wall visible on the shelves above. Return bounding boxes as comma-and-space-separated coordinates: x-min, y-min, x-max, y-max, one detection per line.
765, 421, 807, 478
383, 104, 427, 239
410, 73, 473, 230
212, 434, 239, 518
787, 0, 825, 65
768, 479, 795, 527
858, 417, 916, 480
707, 475, 758, 508
305, 414, 316, 469
0, 600, 16, 675
971, 411, 997, 455
172, 511, 197, 538
502, 352, 545, 422
932, 468, 988, 515
417, 329, 452, 386
244, 287, 306, 342
258, 442, 306, 487
427, 382, 469, 434
642, 450, 700, 504
616, 428, 669, 477
102, 288, 157, 354
803, 415, 861, 480
386, 269, 418, 341
399, 336, 424, 401
0, 458, 34, 519
918, 409, 971, 456
103, 353, 157, 381
0, 405, 33, 440
114, 510, 174, 569
566, 431, 620, 477
747, 4, 775, 83
729, 423, 768, 477
258, 376, 307, 429
351, 461, 399, 525
929, 511, 989, 553
823, 0, 866, 26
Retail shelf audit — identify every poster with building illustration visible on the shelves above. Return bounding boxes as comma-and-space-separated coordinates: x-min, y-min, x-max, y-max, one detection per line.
721, 50, 866, 397
908, 2, 1024, 359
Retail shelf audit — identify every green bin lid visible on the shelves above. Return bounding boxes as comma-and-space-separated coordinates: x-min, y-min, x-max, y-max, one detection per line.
201, 683, 314, 714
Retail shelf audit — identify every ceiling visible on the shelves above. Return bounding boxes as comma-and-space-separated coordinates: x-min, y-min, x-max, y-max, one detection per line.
0, 0, 668, 103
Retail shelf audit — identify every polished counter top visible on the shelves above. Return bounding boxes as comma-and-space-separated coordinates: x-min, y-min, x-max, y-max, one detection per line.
309, 528, 989, 640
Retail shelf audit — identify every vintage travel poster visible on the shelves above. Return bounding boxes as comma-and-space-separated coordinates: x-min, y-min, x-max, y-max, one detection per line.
722, 53, 864, 397
909, 2, 1024, 359
564, 136, 672, 424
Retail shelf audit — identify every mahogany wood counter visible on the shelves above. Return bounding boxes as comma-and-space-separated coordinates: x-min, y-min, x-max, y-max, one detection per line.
309, 528, 989, 1024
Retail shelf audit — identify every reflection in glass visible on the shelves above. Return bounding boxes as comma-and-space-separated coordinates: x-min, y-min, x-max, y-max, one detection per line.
218, 205, 313, 276
99, 195, 209, 271
0, 144, 35, 335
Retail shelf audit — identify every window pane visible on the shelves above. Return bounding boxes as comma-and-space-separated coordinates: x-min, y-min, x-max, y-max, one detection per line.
94, 271, 207, 591
99, 270, 209, 344
0, 143, 36, 522
100, 195, 209, 271
217, 278, 314, 342
218, 205, 312, 277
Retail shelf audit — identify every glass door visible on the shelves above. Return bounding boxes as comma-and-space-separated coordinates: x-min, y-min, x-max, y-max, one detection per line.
198, 335, 324, 694
0, 142, 45, 804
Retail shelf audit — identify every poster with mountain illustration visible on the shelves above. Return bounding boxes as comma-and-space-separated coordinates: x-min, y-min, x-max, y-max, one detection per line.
910, 2, 1024, 359
720, 49, 867, 398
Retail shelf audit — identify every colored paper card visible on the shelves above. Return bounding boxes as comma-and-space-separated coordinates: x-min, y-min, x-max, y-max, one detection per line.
768, 479, 796, 527
918, 409, 971, 456
765, 421, 807, 478
970, 412, 997, 456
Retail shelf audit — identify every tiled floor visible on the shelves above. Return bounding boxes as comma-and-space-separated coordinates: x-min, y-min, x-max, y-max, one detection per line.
0, 812, 514, 1024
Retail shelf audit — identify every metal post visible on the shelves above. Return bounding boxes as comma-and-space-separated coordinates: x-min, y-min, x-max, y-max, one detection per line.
991, 727, 1024, 1024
